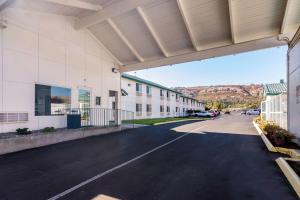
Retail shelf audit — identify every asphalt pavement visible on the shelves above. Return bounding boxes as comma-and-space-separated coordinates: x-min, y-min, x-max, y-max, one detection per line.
0, 113, 297, 200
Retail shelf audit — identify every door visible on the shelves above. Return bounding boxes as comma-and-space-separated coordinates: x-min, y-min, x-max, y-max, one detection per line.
78, 89, 91, 126
109, 90, 118, 125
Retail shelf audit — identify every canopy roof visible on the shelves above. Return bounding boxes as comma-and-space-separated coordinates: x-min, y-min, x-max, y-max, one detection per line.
3, 0, 300, 71
264, 83, 287, 96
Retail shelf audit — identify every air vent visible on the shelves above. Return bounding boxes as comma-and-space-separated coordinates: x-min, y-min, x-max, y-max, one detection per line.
0, 112, 29, 123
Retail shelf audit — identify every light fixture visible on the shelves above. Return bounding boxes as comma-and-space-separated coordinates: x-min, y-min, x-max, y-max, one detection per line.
112, 67, 119, 73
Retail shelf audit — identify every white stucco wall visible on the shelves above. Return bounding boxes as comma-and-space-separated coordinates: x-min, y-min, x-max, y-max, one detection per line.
288, 36, 300, 138
0, 8, 120, 133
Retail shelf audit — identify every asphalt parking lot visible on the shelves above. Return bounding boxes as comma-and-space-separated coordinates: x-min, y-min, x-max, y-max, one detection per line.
0, 114, 298, 200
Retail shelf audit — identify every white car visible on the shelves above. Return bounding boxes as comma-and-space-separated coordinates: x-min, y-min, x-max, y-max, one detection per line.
246, 109, 260, 115
193, 111, 215, 118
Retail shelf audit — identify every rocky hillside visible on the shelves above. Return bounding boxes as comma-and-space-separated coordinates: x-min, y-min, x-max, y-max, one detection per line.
174, 84, 263, 104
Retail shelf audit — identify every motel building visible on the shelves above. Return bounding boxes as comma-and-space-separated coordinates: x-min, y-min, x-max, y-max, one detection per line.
0, 0, 299, 142
0, 1, 125, 134
121, 73, 204, 119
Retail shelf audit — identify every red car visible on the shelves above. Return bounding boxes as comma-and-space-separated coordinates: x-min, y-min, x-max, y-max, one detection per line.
208, 110, 217, 117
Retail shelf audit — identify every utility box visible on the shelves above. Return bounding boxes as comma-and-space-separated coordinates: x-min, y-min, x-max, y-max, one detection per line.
67, 114, 81, 129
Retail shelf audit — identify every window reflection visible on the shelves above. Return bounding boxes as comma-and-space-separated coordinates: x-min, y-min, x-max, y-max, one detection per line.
35, 84, 71, 116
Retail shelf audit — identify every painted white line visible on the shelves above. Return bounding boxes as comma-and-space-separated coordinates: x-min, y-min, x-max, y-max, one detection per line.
48, 125, 206, 200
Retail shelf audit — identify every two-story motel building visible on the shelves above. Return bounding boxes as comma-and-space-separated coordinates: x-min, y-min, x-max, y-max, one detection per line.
121, 73, 204, 119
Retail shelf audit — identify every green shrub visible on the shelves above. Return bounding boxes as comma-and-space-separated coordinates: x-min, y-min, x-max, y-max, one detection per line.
16, 128, 32, 135
42, 127, 56, 133
186, 110, 194, 114
263, 123, 280, 135
262, 122, 295, 145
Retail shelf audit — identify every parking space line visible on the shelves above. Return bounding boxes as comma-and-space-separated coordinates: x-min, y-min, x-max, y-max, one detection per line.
48, 125, 206, 200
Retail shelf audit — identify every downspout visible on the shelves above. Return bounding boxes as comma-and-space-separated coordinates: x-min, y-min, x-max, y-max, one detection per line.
277, 35, 290, 132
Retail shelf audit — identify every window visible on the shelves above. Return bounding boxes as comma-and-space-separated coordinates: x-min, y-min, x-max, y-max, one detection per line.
95, 96, 101, 106
160, 105, 164, 112
176, 94, 179, 100
136, 83, 142, 93
146, 104, 152, 112
167, 106, 170, 112
35, 84, 71, 116
146, 86, 152, 96
136, 103, 142, 112
160, 89, 164, 97
176, 107, 179, 112
166, 91, 170, 98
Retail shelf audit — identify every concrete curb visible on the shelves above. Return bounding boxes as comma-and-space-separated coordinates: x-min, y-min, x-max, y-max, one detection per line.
154, 118, 206, 125
252, 121, 263, 135
253, 121, 277, 152
260, 132, 278, 152
0, 126, 129, 155
276, 157, 300, 198
253, 121, 300, 157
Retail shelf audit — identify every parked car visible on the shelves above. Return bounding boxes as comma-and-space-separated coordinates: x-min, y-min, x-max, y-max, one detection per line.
241, 110, 247, 115
224, 110, 231, 114
193, 111, 215, 118
208, 110, 216, 117
246, 109, 260, 115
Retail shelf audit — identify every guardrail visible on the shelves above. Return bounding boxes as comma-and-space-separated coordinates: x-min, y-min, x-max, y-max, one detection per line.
67, 108, 134, 128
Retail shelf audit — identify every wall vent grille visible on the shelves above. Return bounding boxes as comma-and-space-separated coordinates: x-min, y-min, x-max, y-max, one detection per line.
0, 112, 29, 123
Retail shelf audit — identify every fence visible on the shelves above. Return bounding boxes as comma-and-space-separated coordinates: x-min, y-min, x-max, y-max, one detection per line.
67, 108, 134, 129
261, 93, 287, 129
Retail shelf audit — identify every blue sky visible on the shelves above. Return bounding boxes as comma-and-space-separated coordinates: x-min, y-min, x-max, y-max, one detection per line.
127, 46, 288, 87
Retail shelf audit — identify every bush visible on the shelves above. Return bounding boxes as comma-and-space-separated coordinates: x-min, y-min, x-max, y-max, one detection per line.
261, 122, 295, 146
16, 128, 32, 135
254, 116, 261, 123
186, 110, 194, 114
254, 116, 268, 130
42, 127, 56, 133
263, 123, 280, 135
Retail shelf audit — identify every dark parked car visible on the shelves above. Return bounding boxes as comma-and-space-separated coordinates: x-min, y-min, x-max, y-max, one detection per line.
224, 110, 231, 114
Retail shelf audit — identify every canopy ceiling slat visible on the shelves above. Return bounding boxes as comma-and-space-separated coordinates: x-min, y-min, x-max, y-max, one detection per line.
5, 0, 300, 71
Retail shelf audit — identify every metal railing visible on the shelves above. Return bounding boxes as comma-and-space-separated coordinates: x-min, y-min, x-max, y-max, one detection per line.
67, 108, 134, 129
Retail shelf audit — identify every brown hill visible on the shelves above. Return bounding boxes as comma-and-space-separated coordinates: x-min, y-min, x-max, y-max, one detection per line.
174, 84, 263, 104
